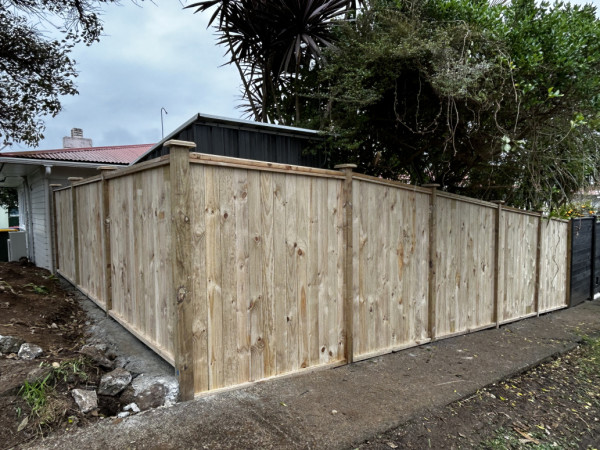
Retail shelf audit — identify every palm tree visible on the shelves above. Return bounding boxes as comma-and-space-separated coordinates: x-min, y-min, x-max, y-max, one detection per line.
186, 0, 355, 124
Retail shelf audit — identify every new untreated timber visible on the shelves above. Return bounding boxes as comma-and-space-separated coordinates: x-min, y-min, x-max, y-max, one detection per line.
68, 177, 83, 285
98, 167, 117, 314
423, 184, 439, 340
492, 201, 504, 328
166, 140, 196, 401
335, 164, 356, 363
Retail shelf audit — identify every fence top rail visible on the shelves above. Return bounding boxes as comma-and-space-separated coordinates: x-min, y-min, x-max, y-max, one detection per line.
437, 191, 499, 209
351, 173, 432, 194
189, 152, 345, 179
70, 175, 103, 188
103, 155, 171, 180
52, 185, 72, 193
502, 205, 543, 218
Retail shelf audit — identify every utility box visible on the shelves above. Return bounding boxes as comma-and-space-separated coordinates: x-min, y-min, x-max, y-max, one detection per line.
7, 231, 27, 261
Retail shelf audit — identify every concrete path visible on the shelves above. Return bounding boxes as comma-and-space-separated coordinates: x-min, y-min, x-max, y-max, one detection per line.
31, 300, 600, 450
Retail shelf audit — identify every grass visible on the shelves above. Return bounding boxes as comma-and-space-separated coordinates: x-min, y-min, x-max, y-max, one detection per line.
23, 283, 49, 295
18, 374, 52, 418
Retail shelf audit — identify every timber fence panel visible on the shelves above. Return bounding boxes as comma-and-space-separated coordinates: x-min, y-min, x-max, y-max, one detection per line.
539, 219, 568, 312
352, 178, 430, 360
501, 210, 538, 322
188, 162, 345, 394
54, 188, 76, 281
108, 165, 174, 363
434, 197, 496, 337
74, 181, 105, 308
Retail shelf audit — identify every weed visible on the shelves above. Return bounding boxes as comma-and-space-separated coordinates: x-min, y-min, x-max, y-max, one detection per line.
18, 374, 52, 417
23, 283, 49, 295
53, 358, 88, 383
0, 280, 16, 294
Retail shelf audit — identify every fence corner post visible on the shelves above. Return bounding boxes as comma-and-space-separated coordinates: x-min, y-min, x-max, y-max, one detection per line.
68, 177, 83, 285
165, 140, 196, 401
98, 167, 117, 315
423, 183, 440, 341
335, 164, 356, 364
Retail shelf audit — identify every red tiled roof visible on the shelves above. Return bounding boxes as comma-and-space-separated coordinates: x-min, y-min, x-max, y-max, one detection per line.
0, 144, 154, 165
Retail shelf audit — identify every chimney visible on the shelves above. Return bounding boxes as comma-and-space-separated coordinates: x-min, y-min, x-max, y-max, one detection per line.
63, 128, 92, 148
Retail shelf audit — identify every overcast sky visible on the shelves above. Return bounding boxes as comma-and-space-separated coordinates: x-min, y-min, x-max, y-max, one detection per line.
11, 0, 241, 151
8, 0, 600, 151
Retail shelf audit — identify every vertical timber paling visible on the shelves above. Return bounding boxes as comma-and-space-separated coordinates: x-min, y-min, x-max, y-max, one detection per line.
334, 164, 356, 364
423, 184, 440, 340
49, 184, 63, 274
534, 211, 544, 315
166, 140, 196, 401
68, 177, 83, 285
98, 166, 117, 314
492, 201, 505, 327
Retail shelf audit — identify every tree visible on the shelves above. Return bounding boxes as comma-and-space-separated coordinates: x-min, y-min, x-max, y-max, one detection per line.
187, 0, 355, 124
0, 188, 18, 212
302, 0, 600, 210
0, 0, 115, 146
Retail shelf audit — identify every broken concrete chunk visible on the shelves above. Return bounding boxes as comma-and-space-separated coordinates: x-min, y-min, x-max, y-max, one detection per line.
18, 343, 43, 360
71, 389, 98, 413
79, 344, 114, 369
98, 368, 132, 396
123, 402, 140, 413
120, 375, 179, 411
0, 335, 25, 353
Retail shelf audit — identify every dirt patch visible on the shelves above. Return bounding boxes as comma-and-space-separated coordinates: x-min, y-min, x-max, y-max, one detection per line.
0, 262, 108, 449
356, 336, 600, 449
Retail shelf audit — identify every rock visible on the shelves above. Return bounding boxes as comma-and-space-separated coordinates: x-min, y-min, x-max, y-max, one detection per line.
0, 335, 25, 353
79, 345, 114, 369
18, 343, 43, 360
98, 368, 132, 396
123, 402, 140, 413
120, 375, 179, 411
71, 389, 98, 413
116, 411, 130, 418
26, 366, 53, 384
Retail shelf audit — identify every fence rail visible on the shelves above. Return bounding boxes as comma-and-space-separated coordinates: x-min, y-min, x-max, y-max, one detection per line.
53, 141, 569, 400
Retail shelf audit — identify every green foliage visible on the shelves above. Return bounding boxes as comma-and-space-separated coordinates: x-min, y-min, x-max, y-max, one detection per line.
0, 188, 18, 211
294, 0, 600, 210
0, 0, 117, 146
18, 374, 52, 417
24, 283, 49, 295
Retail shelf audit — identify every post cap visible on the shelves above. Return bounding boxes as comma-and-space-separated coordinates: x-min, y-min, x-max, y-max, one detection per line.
67, 177, 83, 182
163, 139, 196, 149
97, 166, 118, 172
491, 200, 506, 205
422, 183, 440, 189
334, 164, 357, 170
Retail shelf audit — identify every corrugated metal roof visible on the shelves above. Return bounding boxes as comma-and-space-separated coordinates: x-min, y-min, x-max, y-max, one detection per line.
0, 144, 154, 164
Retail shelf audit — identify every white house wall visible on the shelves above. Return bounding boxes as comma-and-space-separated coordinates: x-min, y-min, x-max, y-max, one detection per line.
28, 169, 51, 270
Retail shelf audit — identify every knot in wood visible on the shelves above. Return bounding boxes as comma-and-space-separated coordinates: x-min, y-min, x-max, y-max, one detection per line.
184, 216, 189, 223
177, 286, 187, 304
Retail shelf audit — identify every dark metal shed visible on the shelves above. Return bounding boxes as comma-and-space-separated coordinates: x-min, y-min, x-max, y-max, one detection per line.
133, 113, 326, 167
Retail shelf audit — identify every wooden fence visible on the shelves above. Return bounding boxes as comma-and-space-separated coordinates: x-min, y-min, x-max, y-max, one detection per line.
53, 140, 569, 400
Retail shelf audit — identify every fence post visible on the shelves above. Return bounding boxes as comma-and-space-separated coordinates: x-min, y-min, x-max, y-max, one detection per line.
68, 177, 83, 285
49, 184, 63, 274
98, 167, 117, 314
423, 183, 440, 341
334, 163, 357, 364
534, 211, 544, 316
165, 140, 196, 401
492, 200, 505, 327
566, 219, 573, 307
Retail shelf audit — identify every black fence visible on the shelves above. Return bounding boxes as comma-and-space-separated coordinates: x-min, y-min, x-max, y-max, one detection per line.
570, 217, 600, 306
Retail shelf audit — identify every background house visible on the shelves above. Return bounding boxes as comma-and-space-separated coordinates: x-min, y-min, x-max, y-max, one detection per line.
0, 129, 152, 270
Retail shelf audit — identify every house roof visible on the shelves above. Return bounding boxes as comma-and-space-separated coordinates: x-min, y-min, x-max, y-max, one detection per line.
0, 143, 154, 165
